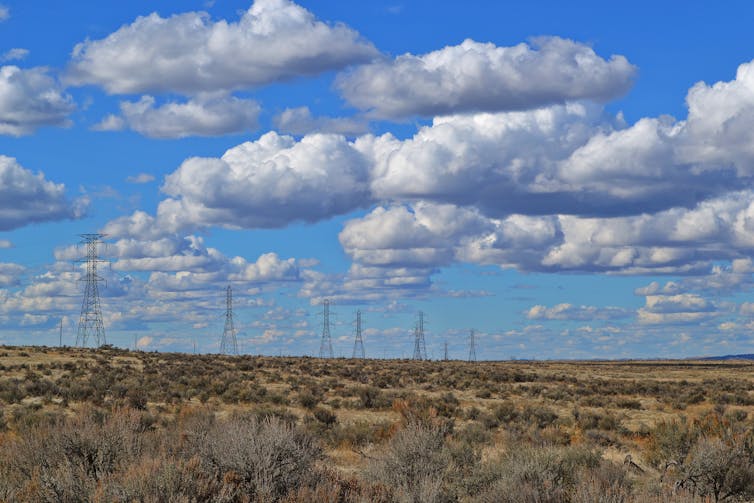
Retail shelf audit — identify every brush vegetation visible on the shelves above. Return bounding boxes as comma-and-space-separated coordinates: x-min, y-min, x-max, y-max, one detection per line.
2, 345, 754, 502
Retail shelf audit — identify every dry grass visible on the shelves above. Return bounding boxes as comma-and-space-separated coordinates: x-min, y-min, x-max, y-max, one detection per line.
2, 345, 754, 501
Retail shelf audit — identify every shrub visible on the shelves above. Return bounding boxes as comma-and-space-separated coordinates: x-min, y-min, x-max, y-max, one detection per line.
366, 421, 455, 502
644, 418, 697, 469
521, 405, 558, 428
676, 437, 754, 502
313, 407, 337, 427
196, 416, 322, 501
298, 391, 319, 410
570, 461, 632, 503
474, 444, 602, 503
357, 386, 382, 409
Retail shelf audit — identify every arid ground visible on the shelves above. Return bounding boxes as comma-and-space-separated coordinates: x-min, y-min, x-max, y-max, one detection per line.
1, 345, 753, 502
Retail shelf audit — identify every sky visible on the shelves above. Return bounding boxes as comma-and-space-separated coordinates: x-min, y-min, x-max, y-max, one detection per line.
2, 0, 754, 359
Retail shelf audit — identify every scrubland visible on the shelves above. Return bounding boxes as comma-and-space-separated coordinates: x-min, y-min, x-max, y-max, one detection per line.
1, 345, 754, 502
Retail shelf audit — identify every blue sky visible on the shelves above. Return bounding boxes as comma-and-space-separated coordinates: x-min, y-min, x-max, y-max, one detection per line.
2, 0, 754, 359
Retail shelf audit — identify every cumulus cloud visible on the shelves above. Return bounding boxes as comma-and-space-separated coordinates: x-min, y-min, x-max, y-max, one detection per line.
0, 156, 85, 231
125, 173, 155, 184
70, 210, 304, 287
0, 239, 11, 248
539, 190, 754, 273
90, 114, 124, 132
337, 37, 635, 119
681, 60, 754, 172
158, 131, 371, 230
147, 57, 754, 240
1, 48, 29, 62
298, 263, 434, 305
0, 267, 83, 317
0, 5, 8, 21
339, 203, 490, 268
366, 105, 751, 219
335, 193, 754, 275
273, 106, 368, 136
229, 252, 299, 282
100, 210, 166, 241
0, 262, 23, 287
0, 66, 74, 135
339, 202, 564, 272
94, 95, 260, 138
526, 303, 632, 321
67, 0, 378, 94
638, 293, 722, 325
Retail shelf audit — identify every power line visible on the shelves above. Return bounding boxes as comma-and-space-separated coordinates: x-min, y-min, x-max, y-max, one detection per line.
352, 309, 365, 359
319, 299, 333, 358
76, 233, 107, 347
220, 285, 238, 355
412, 311, 427, 360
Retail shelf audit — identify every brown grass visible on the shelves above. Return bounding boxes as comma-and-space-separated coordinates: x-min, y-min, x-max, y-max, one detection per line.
2, 345, 754, 501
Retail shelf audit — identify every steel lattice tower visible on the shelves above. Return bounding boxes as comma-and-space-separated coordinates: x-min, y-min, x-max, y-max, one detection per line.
76, 234, 107, 347
319, 299, 334, 358
352, 309, 365, 359
220, 285, 238, 355
468, 329, 477, 362
412, 311, 427, 360
444, 340, 448, 361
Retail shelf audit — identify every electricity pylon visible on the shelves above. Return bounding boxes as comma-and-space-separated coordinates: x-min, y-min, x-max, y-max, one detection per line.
412, 311, 427, 360
76, 234, 107, 347
352, 309, 365, 359
220, 285, 238, 354
468, 329, 477, 362
319, 299, 334, 358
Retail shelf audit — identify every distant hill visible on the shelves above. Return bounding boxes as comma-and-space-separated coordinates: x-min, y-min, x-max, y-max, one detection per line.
700, 354, 754, 361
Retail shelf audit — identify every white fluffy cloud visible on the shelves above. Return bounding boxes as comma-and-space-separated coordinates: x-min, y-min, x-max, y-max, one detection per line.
638, 294, 722, 325
145, 252, 298, 292
0, 262, 23, 287
229, 252, 299, 282
526, 303, 632, 321
0, 66, 74, 135
148, 57, 754, 240
1, 48, 29, 62
337, 37, 635, 119
67, 0, 378, 94
682, 60, 754, 172
273, 106, 368, 136
336, 191, 754, 275
540, 190, 754, 273
339, 202, 562, 274
93, 95, 260, 138
0, 156, 85, 230
158, 131, 371, 230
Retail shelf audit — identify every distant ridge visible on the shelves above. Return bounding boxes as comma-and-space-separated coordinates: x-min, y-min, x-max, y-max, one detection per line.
700, 354, 754, 361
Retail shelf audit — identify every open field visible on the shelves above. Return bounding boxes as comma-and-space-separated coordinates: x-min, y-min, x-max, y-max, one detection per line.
2, 345, 754, 501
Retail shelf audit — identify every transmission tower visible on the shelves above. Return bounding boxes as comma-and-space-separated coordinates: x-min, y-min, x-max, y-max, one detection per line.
352, 309, 365, 359
468, 329, 477, 362
76, 234, 107, 347
444, 340, 448, 361
319, 299, 334, 358
412, 311, 427, 360
220, 285, 238, 354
